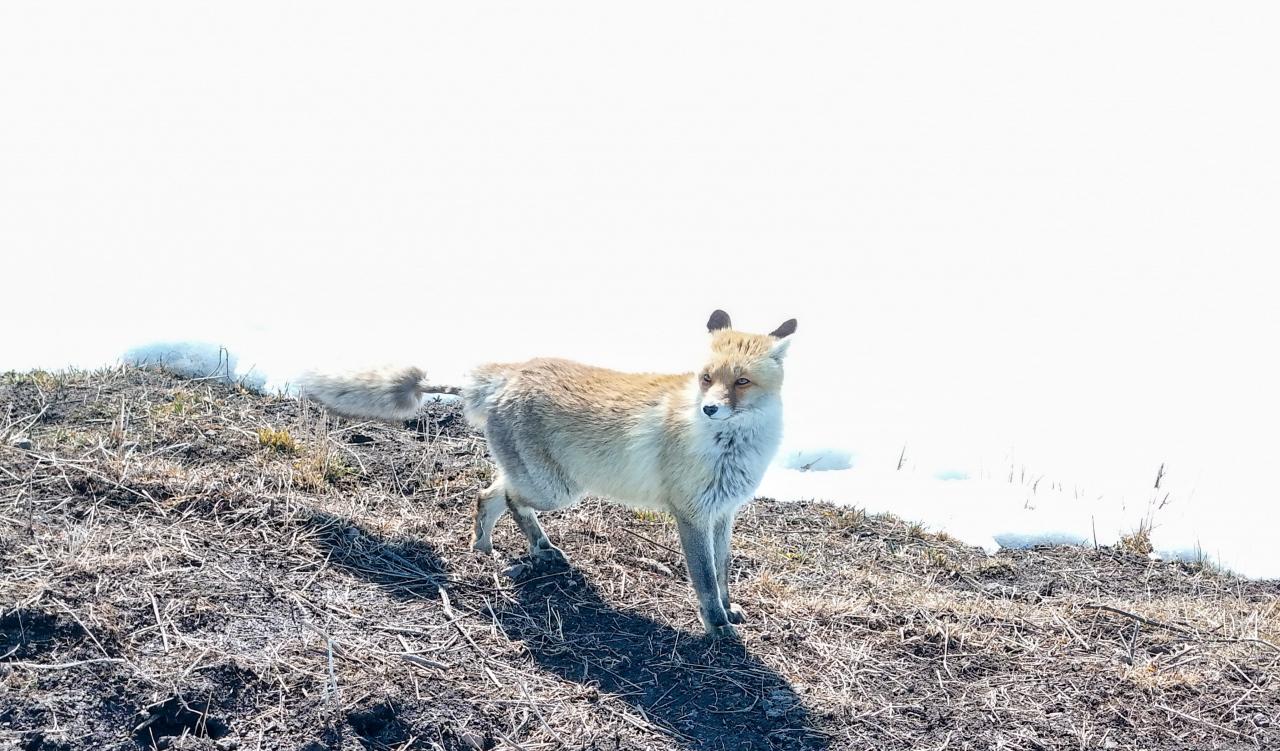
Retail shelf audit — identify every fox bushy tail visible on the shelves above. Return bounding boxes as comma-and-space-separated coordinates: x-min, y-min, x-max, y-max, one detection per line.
299, 366, 460, 421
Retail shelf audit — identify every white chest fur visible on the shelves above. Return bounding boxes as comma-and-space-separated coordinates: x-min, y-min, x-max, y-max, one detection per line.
692, 401, 782, 516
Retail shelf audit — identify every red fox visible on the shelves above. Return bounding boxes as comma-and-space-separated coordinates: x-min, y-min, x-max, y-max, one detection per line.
302, 311, 796, 638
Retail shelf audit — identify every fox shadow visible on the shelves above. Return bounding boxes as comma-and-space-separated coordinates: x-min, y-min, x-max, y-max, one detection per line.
308, 512, 829, 751
493, 564, 830, 751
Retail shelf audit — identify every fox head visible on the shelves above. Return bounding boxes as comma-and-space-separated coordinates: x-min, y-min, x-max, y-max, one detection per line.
696, 310, 796, 422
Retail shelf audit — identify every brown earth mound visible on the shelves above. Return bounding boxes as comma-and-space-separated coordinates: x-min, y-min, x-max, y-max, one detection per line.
1, 367, 1277, 750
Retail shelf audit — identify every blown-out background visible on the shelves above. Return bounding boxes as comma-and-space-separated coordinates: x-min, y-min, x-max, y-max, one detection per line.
3, 3, 1277, 575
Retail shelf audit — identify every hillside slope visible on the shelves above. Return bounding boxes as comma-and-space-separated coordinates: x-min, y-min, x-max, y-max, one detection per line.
1, 367, 1277, 750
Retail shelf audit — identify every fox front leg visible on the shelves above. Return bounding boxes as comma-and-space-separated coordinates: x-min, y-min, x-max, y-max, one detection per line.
712, 512, 746, 624
675, 515, 737, 639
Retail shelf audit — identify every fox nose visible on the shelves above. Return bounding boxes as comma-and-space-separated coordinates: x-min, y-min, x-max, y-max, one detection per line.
703, 404, 719, 417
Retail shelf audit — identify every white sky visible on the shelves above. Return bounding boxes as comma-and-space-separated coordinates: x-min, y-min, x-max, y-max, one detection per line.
3, 3, 1278, 560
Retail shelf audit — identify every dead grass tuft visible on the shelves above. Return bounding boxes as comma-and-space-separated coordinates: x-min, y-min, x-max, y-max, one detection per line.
1121, 519, 1155, 556
257, 426, 298, 454
821, 505, 866, 531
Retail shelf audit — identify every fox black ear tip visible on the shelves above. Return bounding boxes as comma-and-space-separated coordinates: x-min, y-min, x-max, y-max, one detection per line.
770, 319, 798, 338
707, 310, 733, 332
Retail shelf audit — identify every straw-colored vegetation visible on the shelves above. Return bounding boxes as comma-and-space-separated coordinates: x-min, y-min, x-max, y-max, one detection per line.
1, 367, 1277, 750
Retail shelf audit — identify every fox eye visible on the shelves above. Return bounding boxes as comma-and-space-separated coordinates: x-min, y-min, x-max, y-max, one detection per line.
735, 377, 751, 386
701, 373, 712, 384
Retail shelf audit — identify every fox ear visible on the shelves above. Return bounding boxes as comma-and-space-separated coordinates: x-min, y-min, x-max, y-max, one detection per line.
707, 310, 732, 332
770, 338, 792, 361
770, 319, 797, 339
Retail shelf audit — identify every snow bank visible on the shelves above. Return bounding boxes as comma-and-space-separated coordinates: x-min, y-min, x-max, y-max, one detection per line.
759, 452, 1280, 579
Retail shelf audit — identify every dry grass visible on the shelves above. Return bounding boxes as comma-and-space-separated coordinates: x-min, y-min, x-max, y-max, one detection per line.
1, 367, 1278, 751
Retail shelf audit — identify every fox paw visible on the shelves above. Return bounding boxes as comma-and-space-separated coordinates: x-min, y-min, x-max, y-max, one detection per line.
726, 603, 747, 624
471, 538, 493, 555
532, 544, 568, 566
706, 623, 740, 640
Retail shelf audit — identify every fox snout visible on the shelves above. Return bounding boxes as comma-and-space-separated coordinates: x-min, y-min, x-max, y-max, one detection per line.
701, 399, 732, 420
699, 381, 736, 420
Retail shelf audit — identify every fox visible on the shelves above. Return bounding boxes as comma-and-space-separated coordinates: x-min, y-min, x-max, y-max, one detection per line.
301, 310, 796, 638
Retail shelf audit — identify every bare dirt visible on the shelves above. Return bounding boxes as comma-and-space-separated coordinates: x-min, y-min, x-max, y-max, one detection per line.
1, 367, 1277, 750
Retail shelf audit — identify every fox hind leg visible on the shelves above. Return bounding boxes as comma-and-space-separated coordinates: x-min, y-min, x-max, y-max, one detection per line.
472, 479, 508, 554
506, 493, 567, 565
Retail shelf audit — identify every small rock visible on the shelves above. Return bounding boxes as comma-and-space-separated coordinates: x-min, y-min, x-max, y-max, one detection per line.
458, 729, 487, 750
10, 436, 33, 450
503, 563, 530, 580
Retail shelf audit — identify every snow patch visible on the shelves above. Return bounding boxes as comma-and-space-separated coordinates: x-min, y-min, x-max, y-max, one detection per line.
779, 448, 854, 472
123, 341, 266, 392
